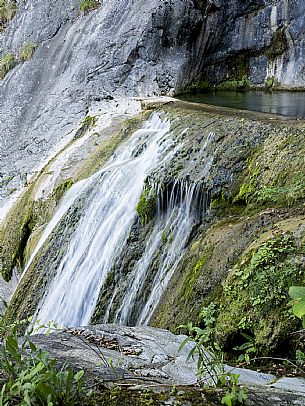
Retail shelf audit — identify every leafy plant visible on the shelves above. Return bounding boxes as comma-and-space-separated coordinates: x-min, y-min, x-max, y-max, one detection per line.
199, 302, 217, 344
0, 53, 16, 79
296, 350, 305, 367
289, 286, 305, 327
178, 323, 247, 405
19, 42, 36, 63
0, 318, 90, 405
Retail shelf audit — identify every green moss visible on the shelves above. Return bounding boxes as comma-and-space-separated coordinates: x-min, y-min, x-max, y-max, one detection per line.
79, 0, 100, 13
0, 178, 75, 281
19, 42, 36, 62
233, 169, 259, 205
88, 386, 222, 406
0, 186, 36, 281
74, 115, 97, 140
213, 232, 305, 357
183, 248, 213, 300
136, 185, 156, 226
53, 179, 74, 204
0, 52, 16, 79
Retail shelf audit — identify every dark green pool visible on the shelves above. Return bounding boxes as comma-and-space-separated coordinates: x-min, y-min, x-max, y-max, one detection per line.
180, 90, 305, 118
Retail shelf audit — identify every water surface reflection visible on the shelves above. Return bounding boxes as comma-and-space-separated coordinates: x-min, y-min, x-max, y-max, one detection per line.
180, 91, 305, 117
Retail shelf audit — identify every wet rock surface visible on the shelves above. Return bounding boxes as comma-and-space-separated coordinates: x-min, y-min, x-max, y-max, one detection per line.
31, 324, 305, 405
0, 0, 201, 206
1, 0, 305, 212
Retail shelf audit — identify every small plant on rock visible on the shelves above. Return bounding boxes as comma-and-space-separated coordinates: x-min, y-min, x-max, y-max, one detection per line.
0, 52, 16, 79
178, 322, 247, 406
19, 42, 36, 62
0, 0, 18, 28
80, 0, 100, 13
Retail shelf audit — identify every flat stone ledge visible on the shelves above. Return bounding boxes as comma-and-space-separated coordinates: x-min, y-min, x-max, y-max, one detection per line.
31, 324, 305, 405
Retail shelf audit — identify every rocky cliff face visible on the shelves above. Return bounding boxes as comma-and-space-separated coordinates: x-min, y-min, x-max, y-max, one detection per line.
187, 0, 305, 89
1, 0, 304, 220
0, 0, 201, 217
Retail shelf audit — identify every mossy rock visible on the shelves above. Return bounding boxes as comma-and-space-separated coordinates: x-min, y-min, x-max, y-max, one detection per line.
136, 185, 157, 226
213, 231, 305, 358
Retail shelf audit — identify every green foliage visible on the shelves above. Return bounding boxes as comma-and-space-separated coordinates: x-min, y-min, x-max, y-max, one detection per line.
213, 232, 305, 356
136, 186, 156, 226
0, 53, 16, 79
289, 286, 305, 328
199, 302, 217, 344
178, 323, 247, 405
257, 175, 305, 206
296, 350, 305, 367
80, 0, 100, 13
216, 77, 249, 90
0, 0, 18, 27
186, 80, 212, 94
19, 42, 36, 63
264, 76, 274, 89
0, 318, 90, 405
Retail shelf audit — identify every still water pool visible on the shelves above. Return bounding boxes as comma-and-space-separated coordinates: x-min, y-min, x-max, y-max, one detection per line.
180, 90, 305, 117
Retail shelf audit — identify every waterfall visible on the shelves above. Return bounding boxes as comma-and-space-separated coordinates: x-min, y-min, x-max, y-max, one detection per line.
30, 113, 210, 329
112, 181, 208, 326
20, 179, 90, 280
34, 114, 172, 327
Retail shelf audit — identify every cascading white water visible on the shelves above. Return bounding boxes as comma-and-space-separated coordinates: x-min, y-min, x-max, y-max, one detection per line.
28, 113, 211, 329
20, 179, 90, 280
34, 114, 173, 327
112, 181, 208, 326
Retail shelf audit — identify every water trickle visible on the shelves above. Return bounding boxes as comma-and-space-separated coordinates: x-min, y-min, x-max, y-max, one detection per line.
34, 114, 172, 327
111, 180, 208, 326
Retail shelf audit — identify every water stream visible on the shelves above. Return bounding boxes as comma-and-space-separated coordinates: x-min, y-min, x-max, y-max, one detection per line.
112, 181, 208, 325
34, 114, 171, 327
26, 113, 210, 328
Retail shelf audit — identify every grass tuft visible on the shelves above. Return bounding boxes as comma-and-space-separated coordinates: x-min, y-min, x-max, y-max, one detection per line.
80, 0, 100, 13
19, 42, 36, 62
0, 0, 18, 28
0, 53, 16, 79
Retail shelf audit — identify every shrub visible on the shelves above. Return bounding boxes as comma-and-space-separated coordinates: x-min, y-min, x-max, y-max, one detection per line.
178, 323, 247, 405
0, 318, 90, 405
80, 0, 100, 13
19, 42, 36, 62
0, 53, 16, 79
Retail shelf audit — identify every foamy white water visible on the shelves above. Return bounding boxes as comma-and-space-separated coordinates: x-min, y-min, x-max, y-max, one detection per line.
35, 114, 171, 327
